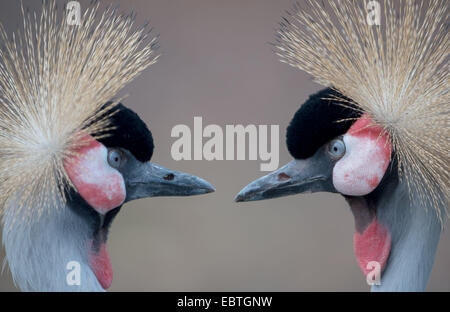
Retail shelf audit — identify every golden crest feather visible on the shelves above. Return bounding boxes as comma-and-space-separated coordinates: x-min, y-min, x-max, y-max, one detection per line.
0, 1, 159, 224
275, 0, 449, 221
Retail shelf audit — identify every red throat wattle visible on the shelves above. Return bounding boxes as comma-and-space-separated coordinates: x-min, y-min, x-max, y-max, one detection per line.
88, 240, 113, 289
354, 218, 391, 276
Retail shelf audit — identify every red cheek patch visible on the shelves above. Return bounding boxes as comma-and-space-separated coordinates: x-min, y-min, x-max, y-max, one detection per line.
354, 218, 391, 276
64, 135, 126, 214
333, 115, 391, 196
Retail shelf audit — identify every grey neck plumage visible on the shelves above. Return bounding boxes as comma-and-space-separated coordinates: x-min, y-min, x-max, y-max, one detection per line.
1, 179, 444, 291
2, 199, 104, 292
370, 177, 442, 292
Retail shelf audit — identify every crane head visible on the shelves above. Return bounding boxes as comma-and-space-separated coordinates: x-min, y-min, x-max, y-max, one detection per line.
64, 103, 215, 215
235, 88, 393, 277
62, 103, 215, 289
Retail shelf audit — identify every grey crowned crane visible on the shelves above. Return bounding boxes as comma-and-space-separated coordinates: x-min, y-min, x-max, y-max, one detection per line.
0, 2, 214, 291
236, 0, 449, 291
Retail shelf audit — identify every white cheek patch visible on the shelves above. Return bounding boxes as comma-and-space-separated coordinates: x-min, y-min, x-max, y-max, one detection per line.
64, 135, 126, 214
333, 116, 391, 196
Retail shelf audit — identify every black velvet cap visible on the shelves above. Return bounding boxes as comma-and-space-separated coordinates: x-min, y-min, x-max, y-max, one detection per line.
96, 103, 154, 162
286, 88, 362, 159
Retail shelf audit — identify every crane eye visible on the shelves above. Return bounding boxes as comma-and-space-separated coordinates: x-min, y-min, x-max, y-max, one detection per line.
107, 149, 123, 168
328, 139, 346, 159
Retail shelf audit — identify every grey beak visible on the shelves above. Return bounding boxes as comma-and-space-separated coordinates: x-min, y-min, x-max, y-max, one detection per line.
125, 162, 215, 202
235, 152, 336, 202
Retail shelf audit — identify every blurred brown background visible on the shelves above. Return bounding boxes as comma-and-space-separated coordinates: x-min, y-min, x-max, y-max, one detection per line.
0, 0, 449, 291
